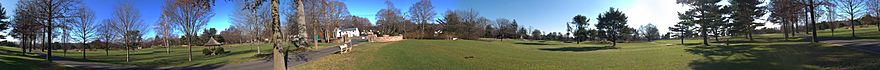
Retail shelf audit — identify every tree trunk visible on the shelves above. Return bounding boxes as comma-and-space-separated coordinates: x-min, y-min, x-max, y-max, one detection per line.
272, 0, 288, 70
714, 31, 720, 42
46, 23, 53, 61
794, 21, 799, 34
126, 42, 130, 62
165, 38, 170, 54
749, 29, 755, 41
21, 40, 27, 55
64, 46, 67, 56
105, 45, 109, 56
725, 37, 730, 46
784, 21, 790, 41
188, 36, 193, 61
702, 27, 710, 46
851, 17, 856, 38
809, 1, 818, 43
83, 44, 87, 59
253, 10, 261, 54
678, 33, 685, 45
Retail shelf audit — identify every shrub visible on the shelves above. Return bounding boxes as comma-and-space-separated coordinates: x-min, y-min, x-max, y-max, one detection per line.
202, 47, 227, 55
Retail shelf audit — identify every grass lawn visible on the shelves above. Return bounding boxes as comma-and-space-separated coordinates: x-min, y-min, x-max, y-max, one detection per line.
312, 43, 341, 50
292, 26, 880, 70
0, 39, 350, 69
40, 43, 277, 67
0, 46, 72, 70
38, 42, 343, 67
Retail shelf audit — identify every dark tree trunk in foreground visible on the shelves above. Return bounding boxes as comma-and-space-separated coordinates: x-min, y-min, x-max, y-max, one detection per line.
809, 0, 818, 43
272, 0, 288, 69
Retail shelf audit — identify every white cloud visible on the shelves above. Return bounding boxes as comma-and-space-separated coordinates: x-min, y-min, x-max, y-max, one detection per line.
618, 0, 690, 34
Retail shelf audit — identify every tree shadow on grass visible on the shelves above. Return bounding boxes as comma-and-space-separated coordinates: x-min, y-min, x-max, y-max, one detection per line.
538, 46, 618, 52
162, 64, 224, 70
680, 43, 704, 46
816, 36, 880, 41
687, 43, 880, 70
514, 42, 555, 45
0, 54, 72, 70
685, 45, 768, 70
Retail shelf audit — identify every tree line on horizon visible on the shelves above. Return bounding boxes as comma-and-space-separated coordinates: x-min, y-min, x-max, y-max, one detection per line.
0, 0, 878, 69
668, 0, 880, 46
0, 0, 544, 69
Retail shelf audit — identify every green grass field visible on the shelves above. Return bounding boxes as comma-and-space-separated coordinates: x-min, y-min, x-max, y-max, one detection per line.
292, 26, 880, 70
0, 42, 337, 68
0, 46, 72, 70
2, 26, 879, 69
41, 43, 275, 67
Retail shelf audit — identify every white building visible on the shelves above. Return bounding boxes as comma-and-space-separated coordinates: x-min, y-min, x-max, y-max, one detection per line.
335, 28, 360, 38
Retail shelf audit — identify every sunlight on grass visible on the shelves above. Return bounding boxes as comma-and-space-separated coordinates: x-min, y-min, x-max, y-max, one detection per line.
292, 27, 880, 70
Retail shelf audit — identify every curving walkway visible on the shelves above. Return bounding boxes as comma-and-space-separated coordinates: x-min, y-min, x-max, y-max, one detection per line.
822, 39, 880, 55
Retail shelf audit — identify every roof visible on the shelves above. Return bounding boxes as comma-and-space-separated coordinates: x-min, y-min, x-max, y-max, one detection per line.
205, 37, 222, 46
338, 28, 358, 31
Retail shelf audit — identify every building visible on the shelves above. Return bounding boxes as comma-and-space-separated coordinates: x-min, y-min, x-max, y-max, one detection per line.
335, 28, 360, 38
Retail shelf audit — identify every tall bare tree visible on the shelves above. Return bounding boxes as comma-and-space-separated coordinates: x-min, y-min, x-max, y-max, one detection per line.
377, 0, 407, 35
109, 2, 145, 62
410, 0, 435, 38
869, 0, 880, 31
232, 0, 264, 43
164, 0, 215, 61
231, 0, 266, 54
156, 12, 173, 54
835, 0, 864, 38
97, 19, 116, 56
823, 0, 838, 36
157, 0, 178, 54
73, 4, 97, 59
11, 1, 45, 55
16, 0, 81, 61
220, 27, 243, 43
410, 0, 434, 25
802, 0, 820, 42
770, 0, 803, 41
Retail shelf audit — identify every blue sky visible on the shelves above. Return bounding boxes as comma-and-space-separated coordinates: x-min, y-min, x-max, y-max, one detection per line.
459, 0, 689, 34
345, 0, 458, 24
1, 0, 754, 42
1, 0, 240, 42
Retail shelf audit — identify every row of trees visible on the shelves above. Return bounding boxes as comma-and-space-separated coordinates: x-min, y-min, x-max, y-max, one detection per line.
6, 0, 301, 69
10, 0, 95, 61
535, 8, 666, 47
6, 0, 219, 62
371, 0, 539, 40
670, 0, 880, 46
227, 0, 298, 69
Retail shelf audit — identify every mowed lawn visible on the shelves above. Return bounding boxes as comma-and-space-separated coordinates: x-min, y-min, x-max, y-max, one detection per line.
41, 43, 274, 67
293, 26, 880, 70
0, 46, 72, 70
42, 42, 342, 67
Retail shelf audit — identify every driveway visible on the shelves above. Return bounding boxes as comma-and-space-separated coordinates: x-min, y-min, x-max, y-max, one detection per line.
822, 39, 880, 54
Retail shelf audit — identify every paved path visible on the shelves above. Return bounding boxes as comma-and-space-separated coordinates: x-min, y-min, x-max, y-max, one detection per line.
822, 39, 880, 55
219, 38, 365, 70
214, 46, 343, 70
